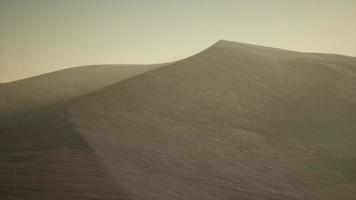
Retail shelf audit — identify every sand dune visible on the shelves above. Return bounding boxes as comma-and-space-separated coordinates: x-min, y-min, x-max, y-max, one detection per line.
69, 40, 356, 199
0, 64, 162, 114
1, 40, 356, 199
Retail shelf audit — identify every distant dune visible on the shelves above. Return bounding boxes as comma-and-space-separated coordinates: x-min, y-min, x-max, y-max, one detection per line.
0, 64, 163, 114
1, 40, 356, 200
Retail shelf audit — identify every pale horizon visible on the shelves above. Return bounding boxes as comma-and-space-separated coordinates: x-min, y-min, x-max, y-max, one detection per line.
1, 0, 356, 83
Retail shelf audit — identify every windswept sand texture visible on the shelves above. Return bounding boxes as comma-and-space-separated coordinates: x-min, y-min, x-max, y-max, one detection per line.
1, 40, 356, 199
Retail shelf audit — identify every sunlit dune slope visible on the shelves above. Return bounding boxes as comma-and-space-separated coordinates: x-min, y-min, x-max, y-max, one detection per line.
69, 40, 356, 200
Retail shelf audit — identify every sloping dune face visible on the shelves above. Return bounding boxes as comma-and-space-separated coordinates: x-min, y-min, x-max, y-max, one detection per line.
70, 40, 356, 200
0, 64, 161, 114
0, 65, 160, 199
0, 102, 133, 200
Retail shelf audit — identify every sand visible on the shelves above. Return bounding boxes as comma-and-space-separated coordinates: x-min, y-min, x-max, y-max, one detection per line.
1, 40, 356, 199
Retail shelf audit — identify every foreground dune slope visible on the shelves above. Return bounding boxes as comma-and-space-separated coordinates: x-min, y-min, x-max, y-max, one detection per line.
0, 102, 132, 200
70, 40, 356, 200
0, 64, 161, 199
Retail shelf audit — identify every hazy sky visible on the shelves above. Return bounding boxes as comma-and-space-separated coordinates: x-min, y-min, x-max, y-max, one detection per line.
1, 0, 355, 82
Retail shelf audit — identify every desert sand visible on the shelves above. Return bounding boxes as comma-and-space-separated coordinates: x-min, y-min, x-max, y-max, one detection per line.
1, 40, 355, 199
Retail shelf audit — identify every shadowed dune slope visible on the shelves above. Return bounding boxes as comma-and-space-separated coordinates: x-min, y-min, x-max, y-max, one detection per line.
69, 40, 356, 200
0, 102, 130, 200
0, 64, 161, 199
0, 64, 162, 114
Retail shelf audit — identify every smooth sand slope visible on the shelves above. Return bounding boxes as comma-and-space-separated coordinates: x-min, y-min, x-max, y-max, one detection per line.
1, 40, 356, 199
0, 64, 162, 114
0, 64, 161, 199
70, 40, 356, 200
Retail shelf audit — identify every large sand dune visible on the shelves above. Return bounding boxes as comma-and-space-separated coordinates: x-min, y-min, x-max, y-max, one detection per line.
1, 40, 356, 199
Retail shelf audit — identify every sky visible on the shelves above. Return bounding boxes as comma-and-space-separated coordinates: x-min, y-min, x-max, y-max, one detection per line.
1, 0, 356, 82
